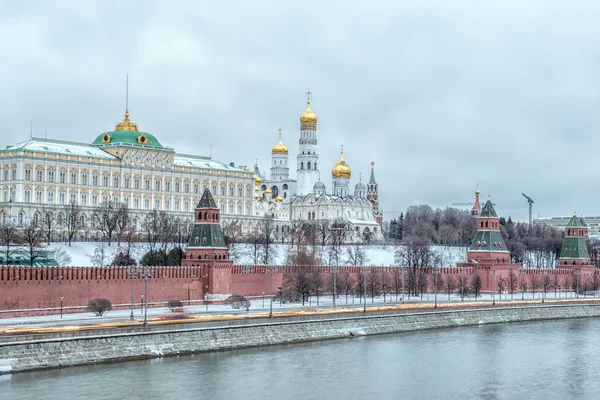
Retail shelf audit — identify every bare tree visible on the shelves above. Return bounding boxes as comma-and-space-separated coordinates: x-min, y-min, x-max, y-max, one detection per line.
470, 275, 482, 298
40, 207, 57, 243
507, 270, 519, 300
337, 270, 355, 304
391, 268, 403, 301
496, 277, 506, 300
380, 272, 392, 302
114, 203, 132, 247
0, 222, 20, 265
86, 241, 111, 266
394, 235, 435, 296
247, 232, 262, 264
346, 243, 369, 266
444, 274, 457, 300
550, 274, 560, 298
327, 220, 347, 266
21, 219, 44, 266
284, 248, 319, 305
92, 201, 120, 246
316, 219, 331, 247
223, 220, 244, 263
141, 209, 162, 257
311, 270, 324, 305
367, 271, 381, 301
258, 215, 278, 265
530, 274, 540, 299
54, 247, 72, 266
64, 200, 83, 246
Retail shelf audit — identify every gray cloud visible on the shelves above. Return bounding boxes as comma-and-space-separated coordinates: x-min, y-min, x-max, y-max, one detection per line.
2, 0, 600, 221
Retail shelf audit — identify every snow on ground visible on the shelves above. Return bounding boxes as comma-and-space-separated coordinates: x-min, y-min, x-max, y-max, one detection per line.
45, 242, 468, 267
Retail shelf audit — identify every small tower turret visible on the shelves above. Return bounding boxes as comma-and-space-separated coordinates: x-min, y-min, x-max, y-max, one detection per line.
557, 212, 591, 267
466, 195, 509, 264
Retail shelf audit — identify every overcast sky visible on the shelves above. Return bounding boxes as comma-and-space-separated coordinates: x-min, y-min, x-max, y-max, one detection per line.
2, 1, 600, 222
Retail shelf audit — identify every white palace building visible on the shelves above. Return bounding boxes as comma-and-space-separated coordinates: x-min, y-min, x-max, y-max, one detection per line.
0, 105, 255, 239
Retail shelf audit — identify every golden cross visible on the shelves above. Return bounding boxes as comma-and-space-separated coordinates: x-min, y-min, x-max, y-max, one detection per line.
306, 91, 311, 103
278, 128, 282, 140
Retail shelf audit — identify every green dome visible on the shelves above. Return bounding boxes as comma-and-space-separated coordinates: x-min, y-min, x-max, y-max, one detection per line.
92, 130, 163, 148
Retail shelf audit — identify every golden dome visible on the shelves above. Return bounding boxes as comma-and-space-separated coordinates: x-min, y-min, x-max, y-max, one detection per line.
475, 186, 480, 195
265, 188, 272, 194
300, 91, 317, 125
331, 146, 351, 179
272, 129, 288, 154
115, 110, 139, 132
275, 195, 283, 203
255, 175, 262, 185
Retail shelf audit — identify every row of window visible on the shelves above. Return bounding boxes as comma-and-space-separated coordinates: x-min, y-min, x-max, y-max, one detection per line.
3, 168, 251, 197
11, 188, 252, 215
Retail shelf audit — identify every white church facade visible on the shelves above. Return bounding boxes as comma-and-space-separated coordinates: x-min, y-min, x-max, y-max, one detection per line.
252, 93, 383, 242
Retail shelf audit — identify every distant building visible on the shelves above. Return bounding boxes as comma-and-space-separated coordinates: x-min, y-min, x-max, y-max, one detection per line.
534, 215, 600, 235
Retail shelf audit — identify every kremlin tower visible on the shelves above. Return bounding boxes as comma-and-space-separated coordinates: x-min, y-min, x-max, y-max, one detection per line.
297, 92, 320, 195
182, 188, 233, 300
367, 162, 382, 225
556, 212, 591, 267
466, 195, 510, 264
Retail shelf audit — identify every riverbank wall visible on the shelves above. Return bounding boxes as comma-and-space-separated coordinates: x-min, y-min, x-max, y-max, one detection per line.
2, 303, 600, 374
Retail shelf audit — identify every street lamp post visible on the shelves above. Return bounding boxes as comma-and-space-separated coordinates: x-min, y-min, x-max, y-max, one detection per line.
262, 291, 265, 308
575, 270, 580, 299
205, 293, 209, 311
433, 268, 439, 309
142, 267, 152, 327
332, 267, 339, 308
491, 269, 496, 306
461, 268, 466, 301
60, 296, 64, 319
140, 294, 144, 315
362, 268, 369, 313
128, 266, 136, 321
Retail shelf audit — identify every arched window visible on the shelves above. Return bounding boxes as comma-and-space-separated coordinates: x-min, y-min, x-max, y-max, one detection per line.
301, 162, 304, 170
307, 161, 311, 170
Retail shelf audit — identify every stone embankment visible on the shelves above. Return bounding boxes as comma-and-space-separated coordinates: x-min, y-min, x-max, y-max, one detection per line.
1, 303, 599, 374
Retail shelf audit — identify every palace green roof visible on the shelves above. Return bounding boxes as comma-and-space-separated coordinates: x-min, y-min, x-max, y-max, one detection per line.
92, 130, 164, 148
565, 214, 585, 228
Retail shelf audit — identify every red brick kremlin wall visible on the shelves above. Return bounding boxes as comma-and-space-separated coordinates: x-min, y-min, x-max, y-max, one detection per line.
0, 264, 597, 317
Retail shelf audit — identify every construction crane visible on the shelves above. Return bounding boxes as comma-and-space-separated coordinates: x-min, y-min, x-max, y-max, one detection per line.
521, 193, 534, 226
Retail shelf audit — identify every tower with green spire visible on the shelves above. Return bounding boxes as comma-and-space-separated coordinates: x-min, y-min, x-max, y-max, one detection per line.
182, 188, 232, 300
467, 195, 510, 264
557, 212, 591, 267
366, 161, 382, 224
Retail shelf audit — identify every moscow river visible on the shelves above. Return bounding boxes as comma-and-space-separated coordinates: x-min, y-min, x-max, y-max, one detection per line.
2, 318, 600, 400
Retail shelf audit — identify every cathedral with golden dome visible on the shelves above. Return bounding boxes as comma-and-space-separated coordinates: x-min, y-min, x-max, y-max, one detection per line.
252, 93, 382, 242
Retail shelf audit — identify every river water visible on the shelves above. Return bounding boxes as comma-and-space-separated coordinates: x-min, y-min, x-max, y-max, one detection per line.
2, 318, 600, 400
